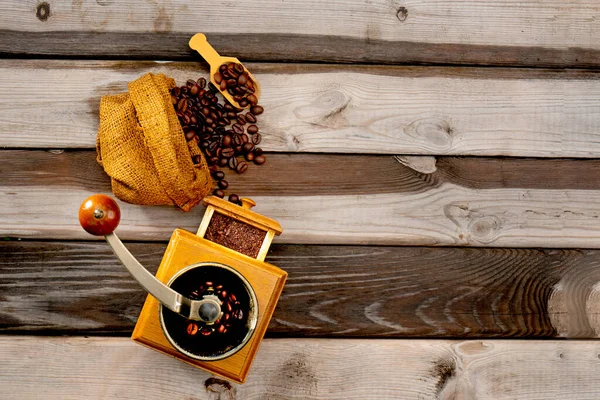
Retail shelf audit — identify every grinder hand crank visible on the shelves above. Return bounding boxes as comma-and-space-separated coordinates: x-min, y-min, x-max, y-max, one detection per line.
78, 194, 222, 324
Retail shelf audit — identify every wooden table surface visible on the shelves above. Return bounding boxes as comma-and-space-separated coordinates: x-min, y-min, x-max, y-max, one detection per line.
2, 1, 600, 398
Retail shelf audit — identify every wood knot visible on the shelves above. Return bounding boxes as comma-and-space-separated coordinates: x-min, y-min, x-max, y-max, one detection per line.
294, 89, 350, 129
205, 377, 235, 400
468, 215, 501, 244
404, 118, 454, 151
396, 7, 408, 22
36, 2, 50, 21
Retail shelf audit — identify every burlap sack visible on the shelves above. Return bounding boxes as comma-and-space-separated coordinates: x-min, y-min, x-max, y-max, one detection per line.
97, 73, 213, 211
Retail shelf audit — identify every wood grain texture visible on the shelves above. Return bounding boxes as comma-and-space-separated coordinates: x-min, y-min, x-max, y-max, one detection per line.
2, 337, 600, 399
2, 1, 600, 67
3, 60, 600, 156
3, 241, 600, 338
2, 151, 600, 246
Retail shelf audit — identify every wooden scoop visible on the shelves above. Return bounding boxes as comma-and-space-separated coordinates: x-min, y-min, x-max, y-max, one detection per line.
189, 33, 261, 109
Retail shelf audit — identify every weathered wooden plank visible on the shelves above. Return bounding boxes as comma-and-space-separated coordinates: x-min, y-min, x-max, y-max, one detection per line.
3, 241, 600, 338
2, 150, 600, 247
2, 60, 600, 156
2, 337, 600, 399
2, 1, 600, 67
6, 150, 600, 194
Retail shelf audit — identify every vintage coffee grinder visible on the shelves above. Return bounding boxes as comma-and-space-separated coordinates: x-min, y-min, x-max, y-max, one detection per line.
79, 194, 286, 383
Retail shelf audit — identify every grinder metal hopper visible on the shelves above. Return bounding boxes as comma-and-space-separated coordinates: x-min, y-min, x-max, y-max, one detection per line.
79, 194, 286, 383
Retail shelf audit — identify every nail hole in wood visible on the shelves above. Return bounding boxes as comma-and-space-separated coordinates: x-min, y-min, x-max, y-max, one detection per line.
36, 2, 50, 21
396, 7, 408, 22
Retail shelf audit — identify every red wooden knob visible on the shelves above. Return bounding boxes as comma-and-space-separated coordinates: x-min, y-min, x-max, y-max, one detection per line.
79, 194, 121, 236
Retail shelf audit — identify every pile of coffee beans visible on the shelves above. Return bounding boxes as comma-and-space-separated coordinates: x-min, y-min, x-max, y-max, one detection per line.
170, 76, 266, 203
214, 62, 259, 108
186, 280, 245, 337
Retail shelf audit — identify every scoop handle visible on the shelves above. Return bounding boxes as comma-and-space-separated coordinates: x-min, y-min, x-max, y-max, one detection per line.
189, 33, 222, 68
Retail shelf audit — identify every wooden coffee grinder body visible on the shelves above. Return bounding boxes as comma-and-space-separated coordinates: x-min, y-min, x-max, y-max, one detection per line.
132, 196, 286, 383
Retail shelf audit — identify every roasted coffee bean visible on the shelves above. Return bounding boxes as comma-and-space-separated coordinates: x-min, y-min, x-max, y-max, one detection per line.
247, 125, 258, 134
187, 79, 197, 87
177, 98, 188, 112
218, 180, 229, 189
251, 133, 262, 145
200, 327, 213, 336
245, 113, 257, 123
214, 72, 223, 84
212, 171, 225, 180
243, 143, 255, 153
221, 134, 232, 147
190, 84, 200, 96
185, 130, 196, 141
205, 117, 213, 125
232, 124, 244, 135
171, 94, 178, 105
237, 115, 247, 125
208, 141, 218, 152
233, 134, 243, 146
237, 74, 247, 85
200, 140, 209, 149
254, 155, 266, 165
221, 147, 235, 158
219, 80, 227, 91
247, 94, 258, 106
234, 63, 244, 74
228, 156, 238, 170
202, 107, 210, 116
235, 145, 243, 153
187, 323, 199, 336
250, 105, 264, 115
241, 134, 249, 144
218, 158, 229, 167
236, 161, 248, 173
197, 77, 206, 88
213, 189, 225, 198
238, 98, 249, 107
245, 152, 255, 162
228, 194, 239, 203
209, 156, 219, 165
192, 155, 201, 164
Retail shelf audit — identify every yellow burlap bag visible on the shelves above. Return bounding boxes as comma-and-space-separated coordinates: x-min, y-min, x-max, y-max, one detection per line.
97, 73, 213, 211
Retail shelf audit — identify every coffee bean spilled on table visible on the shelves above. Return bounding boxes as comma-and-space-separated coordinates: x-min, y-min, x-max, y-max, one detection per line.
171, 63, 266, 205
